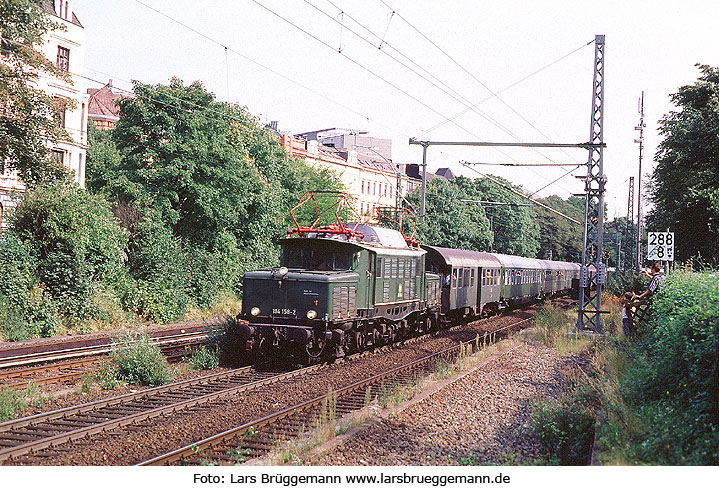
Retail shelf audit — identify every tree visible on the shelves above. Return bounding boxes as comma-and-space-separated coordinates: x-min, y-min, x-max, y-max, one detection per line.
9, 182, 128, 323
648, 64, 719, 265
534, 195, 584, 262
86, 78, 345, 319
405, 178, 493, 251
470, 176, 540, 257
0, 0, 70, 185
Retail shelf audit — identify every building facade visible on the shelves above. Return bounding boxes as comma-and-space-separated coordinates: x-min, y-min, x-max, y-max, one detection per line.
280, 133, 422, 224
294, 128, 393, 163
1, 0, 88, 227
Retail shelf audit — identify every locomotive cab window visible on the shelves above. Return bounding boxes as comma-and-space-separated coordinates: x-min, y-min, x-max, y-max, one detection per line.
283, 245, 353, 271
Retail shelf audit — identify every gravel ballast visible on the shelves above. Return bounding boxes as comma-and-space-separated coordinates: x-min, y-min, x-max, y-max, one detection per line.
314, 340, 585, 466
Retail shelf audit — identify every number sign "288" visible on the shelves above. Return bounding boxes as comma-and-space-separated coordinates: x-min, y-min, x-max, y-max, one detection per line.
647, 232, 674, 261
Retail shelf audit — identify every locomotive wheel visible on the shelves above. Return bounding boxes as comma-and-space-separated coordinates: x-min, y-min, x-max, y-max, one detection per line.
352, 330, 365, 352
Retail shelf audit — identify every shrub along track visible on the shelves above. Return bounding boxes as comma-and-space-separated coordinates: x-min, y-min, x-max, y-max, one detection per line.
4, 301, 572, 465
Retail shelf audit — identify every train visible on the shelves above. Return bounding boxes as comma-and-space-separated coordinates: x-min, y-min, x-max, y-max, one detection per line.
236, 220, 582, 363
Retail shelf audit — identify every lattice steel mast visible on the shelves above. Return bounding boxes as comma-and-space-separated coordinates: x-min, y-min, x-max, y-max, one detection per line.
577, 34, 607, 333
635, 91, 646, 272
625, 176, 635, 271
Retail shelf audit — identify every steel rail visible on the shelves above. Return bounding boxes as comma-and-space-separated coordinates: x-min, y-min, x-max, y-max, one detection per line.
0, 364, 321, 462
138, 315, 537, 466
0, 326, 216, 369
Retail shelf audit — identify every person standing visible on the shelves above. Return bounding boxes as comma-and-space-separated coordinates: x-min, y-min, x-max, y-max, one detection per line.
635, 262, 665, 301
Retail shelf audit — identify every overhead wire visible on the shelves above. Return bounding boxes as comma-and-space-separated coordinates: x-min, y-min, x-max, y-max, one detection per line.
247, 0, 496, 145
306, 0, 541, 166
368, 1, 588, 195
130, 0, 409, 139
379, 0, 592, 151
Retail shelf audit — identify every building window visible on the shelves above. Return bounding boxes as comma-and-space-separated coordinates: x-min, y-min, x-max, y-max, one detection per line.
52, 149, 65, 165
361, 180, 365, 194
57, 46, 70, 73
55, 98, 66, 129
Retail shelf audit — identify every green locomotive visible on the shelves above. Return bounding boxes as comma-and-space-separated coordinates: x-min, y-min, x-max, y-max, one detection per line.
238, 223, 441, 361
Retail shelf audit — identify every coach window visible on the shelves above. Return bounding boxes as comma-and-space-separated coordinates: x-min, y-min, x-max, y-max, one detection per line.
376, 258, 383, 278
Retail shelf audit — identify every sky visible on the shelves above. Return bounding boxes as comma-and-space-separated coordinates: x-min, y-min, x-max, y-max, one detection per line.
72, 0, 719, 220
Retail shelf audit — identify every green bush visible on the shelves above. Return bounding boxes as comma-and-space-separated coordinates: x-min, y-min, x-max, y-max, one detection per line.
185, 346, 219, 370
111, 331, 173, 387
8, 183, 129, 324
123, 220, 188, 323
529, 398, 595, 465
0, 385, 44, 421
0, 387, 27, 420
615, 270, 719, 464
94, 361, 122, 390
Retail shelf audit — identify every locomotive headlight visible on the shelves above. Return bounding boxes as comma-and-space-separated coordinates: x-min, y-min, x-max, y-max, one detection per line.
279, 266, 289, 276
250, 307, 261, 316
306, 310, 317, 320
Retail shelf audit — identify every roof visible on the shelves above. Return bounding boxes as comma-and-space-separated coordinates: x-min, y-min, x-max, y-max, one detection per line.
42, 2, 83, 28
423, 246, 502, 269
87, 82, 126, 121
435, 168, 455, 180
537, 259, 581, 271
489, 253, 544, 270
357, 156, 397, 174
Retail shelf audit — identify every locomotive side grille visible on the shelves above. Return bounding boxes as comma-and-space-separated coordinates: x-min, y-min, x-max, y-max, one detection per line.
349, 286, 356, 314
332, 286, 356, 319
383, 281, 390, 302
332, 286, 342, 318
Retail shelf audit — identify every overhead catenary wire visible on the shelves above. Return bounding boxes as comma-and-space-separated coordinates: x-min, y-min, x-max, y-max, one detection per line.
308, 0, 535, 148
295, 0, 579, 196
247, 0, 498, 145
130, 0, 409, 139
380, 0, 593, 153
461, 161, 583, 225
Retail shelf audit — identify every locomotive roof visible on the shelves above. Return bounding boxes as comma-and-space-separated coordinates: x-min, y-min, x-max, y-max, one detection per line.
423, 245, 502, 269
280, 224, 424, 256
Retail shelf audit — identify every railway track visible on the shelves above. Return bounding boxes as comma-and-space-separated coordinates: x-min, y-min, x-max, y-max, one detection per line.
0, 320, 223, 389
0, 363, 319, 463
138, 316, 535, 466
2, 300, 575, 465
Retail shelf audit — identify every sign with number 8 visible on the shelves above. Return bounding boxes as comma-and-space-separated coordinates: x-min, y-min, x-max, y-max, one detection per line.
647, 232, 675, 261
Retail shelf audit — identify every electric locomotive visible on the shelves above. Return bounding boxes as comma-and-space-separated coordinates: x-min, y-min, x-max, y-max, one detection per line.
238, 222, 441, 362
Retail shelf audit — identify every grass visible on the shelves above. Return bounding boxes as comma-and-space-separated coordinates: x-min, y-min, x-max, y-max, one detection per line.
0, 384, 46, 421
185, 291, 242, 321
184, 346, 220, 370
520, 301, 595, 353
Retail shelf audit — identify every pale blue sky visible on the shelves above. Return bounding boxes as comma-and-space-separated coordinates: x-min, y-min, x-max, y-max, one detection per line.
73, 0, 719, 219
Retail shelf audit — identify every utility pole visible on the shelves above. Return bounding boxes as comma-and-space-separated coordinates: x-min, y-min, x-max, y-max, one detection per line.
635, 92, 646, 272
576, 34, 607, 334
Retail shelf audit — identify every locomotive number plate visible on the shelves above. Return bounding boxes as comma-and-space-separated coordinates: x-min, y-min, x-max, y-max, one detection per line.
272, 308, 297, 316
